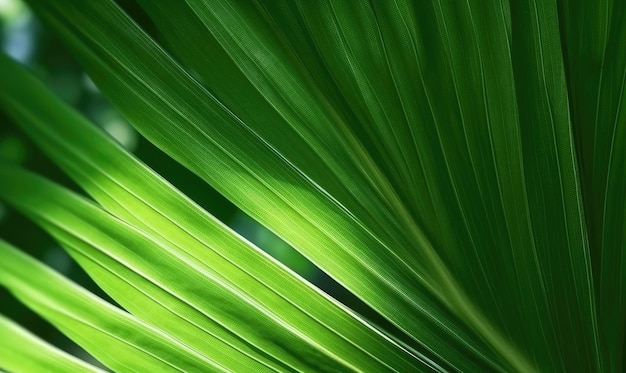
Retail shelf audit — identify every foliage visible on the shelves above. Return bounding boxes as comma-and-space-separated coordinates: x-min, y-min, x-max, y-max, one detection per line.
0, 0, 624, 372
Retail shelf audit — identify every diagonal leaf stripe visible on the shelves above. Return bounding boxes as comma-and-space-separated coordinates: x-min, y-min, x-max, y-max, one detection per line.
0, 239, 225, 372
0, 313, 105, 373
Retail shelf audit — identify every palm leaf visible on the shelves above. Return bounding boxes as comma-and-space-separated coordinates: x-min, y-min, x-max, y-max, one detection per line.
0, 0, 623, 372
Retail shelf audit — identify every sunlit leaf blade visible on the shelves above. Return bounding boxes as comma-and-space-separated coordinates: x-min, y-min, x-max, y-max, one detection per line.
0, 164, 436, 372
0, 168, 325, 372
0, 239, 223, 373
0, 53, 428, 372
0, 313, 104, 373
23, 0, 514, 371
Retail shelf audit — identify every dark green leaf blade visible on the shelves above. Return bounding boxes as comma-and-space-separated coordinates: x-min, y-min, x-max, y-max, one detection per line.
559, 1, 626, 370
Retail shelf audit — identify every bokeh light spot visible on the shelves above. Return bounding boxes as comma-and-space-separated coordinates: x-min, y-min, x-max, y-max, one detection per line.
2, 4, 35, 64
0, 0, 25, 21
103, 118, 138, 151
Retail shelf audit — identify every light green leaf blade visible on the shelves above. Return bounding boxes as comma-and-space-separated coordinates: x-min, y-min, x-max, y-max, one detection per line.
0, 165, 428, 372
0, 239, 224, 373
0, 313, 104, 373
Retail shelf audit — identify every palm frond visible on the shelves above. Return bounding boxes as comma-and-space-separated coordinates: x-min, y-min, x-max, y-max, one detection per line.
0, 0, 623, 372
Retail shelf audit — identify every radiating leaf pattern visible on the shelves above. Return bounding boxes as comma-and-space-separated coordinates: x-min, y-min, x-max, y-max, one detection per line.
0, 0, 623, 372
